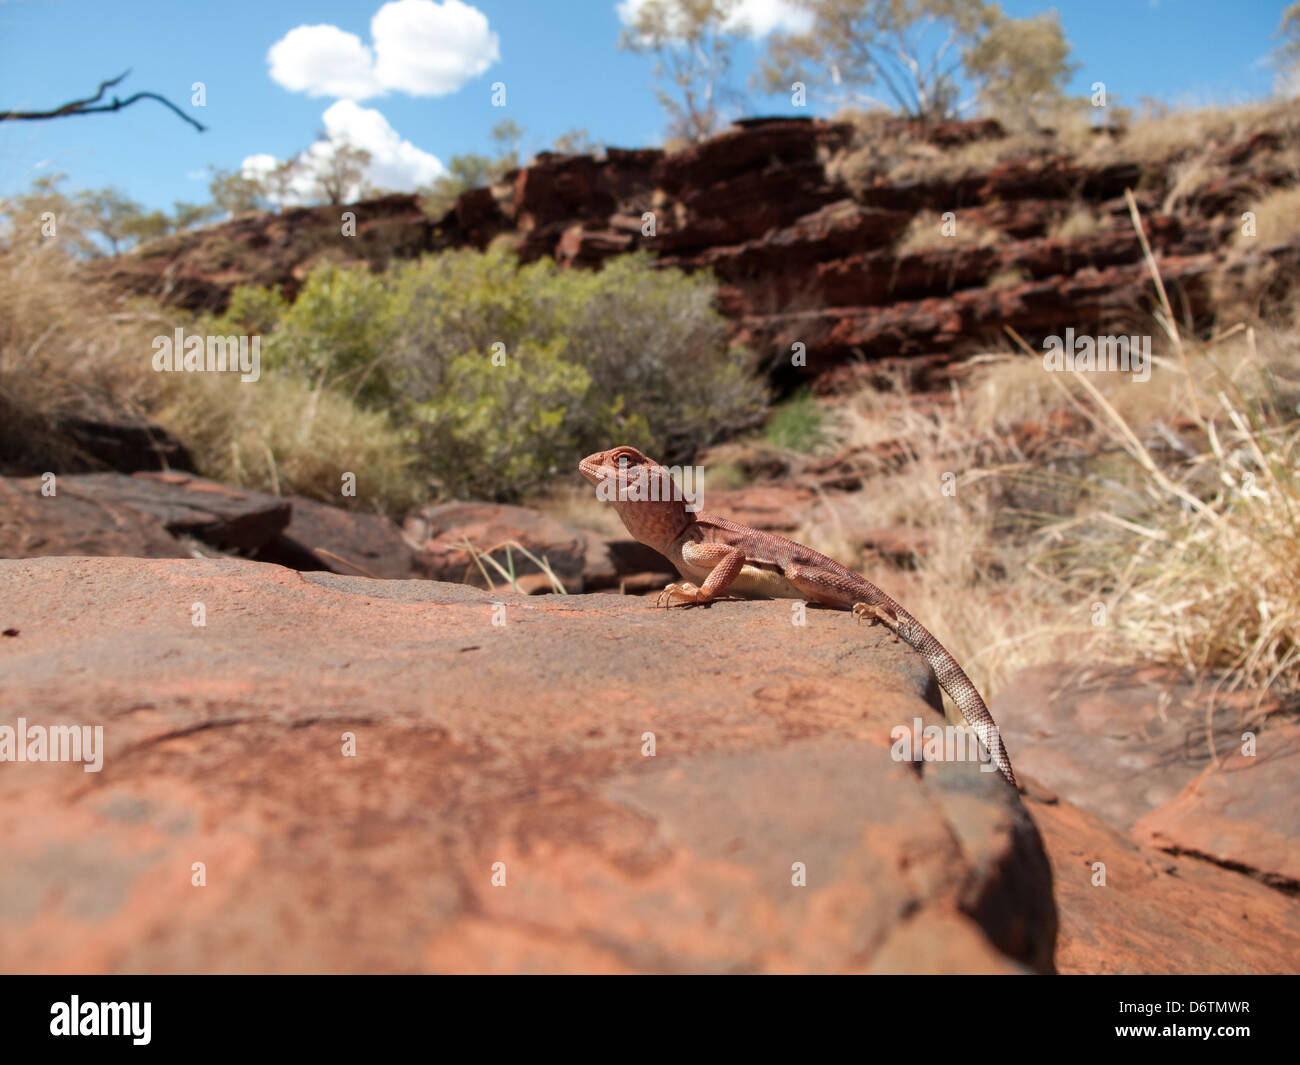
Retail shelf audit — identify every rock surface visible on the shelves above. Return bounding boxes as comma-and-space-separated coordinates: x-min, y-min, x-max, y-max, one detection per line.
993, 663, 1283, 832
0, 555, 1053, 974
251, 495, 420, 580
0, 476, 193, 561
42, 472, 290, 552
1029, 793, 1300, 975
0, 475, 628, 593
1132, 723, 1300, 892
999, 663, 1300, 973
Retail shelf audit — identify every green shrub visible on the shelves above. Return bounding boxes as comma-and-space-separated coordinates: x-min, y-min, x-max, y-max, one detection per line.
273, 264, 399, 405
765, 388, 827, 452
417, 339, 606, 499
247, 246, 763, 501
212, 284, 288, 336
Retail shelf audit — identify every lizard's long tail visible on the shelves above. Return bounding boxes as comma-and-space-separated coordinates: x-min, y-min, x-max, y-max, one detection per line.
858, 592, 1018, 788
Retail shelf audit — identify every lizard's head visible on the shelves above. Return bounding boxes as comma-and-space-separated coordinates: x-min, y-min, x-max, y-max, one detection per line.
578, 445, 656, 487
578, 446, 693, 551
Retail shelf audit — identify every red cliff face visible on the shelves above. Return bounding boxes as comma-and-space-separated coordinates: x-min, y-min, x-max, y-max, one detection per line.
92, 114, 1300, 386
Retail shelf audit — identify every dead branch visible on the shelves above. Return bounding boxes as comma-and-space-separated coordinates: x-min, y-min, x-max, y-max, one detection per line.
0, 70, 206, 132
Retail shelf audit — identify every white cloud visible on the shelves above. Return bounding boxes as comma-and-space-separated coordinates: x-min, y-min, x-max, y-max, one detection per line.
267, 25, 378, 99
372, 0, 500, 94
267, 0, 499, 100
240, 154, 280, 179
242, 101, 445, 206
321, 99, 446, 188
616, 0, 811, 38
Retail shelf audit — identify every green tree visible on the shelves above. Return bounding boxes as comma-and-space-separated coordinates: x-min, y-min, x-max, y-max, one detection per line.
489, 118, 525, 169
618, 0, 747, 141
246, 246, 764, 500
965, 11, 1077, 127
77, 186, 147, 255
173, 200, 221, 231
420, 151, 513, 218
208, 166, 268, 217
552, 127, 603, 155
0, 173, 98, 256
264, 157, 303, 209
1272, 4, 1300, 96
273, 263, 397, 403
761, 0, 998, 119
312, 142, 372, 206
121, 209, 173, 246
418, 339, 594, 500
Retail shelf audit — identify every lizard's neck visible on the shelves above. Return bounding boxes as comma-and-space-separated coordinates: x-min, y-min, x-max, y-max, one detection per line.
618, 500, 695, 556
611, 486, 695, 556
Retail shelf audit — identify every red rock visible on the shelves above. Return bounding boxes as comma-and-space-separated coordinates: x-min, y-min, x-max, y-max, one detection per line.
697, 484, 818, 534
0, 476, 190, 560
651, 164, 843, 254
449, 186, 507, 249
1030, 793, 1300, 974
0, 555, 1054, 974
47, 471, 291, 552
252, 496, 420, 580
513, 154, 614, 236
555, 224, 634, 267
740, 242, 1300, 366
1133, 723, 1300, 891
654, 117, 852, 194
993, 664, 1283, 834
84, 115, 1299, 379
35, 416, 195, 476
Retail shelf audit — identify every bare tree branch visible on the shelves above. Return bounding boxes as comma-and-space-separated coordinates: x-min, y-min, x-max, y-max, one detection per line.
0, 70, 206, 132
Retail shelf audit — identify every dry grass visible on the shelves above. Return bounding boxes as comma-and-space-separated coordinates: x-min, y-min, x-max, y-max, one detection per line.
794, 374, 1068, 701
1238, 184, 1300, 246
883, 133, 1051, 184
830, 98, 1300, 206
784, 201, 1300, 707
1049, 205, 1107, 240
155, 371, 421, 511
1160, 151, 1229, 215
1116, 102, 1289, 166
1042, 336, 1299, 703
0, 242, 421, 512
895, 209, 1002, 252
794, 326, 1299, 707
0, 245, 167, 469
985, 266, 1026, 289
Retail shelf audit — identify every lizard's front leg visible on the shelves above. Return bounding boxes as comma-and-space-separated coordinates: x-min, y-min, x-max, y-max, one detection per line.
657, 542, 746, 607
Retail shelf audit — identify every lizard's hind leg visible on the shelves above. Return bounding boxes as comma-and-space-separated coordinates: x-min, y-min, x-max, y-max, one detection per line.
852, 602, 902, 642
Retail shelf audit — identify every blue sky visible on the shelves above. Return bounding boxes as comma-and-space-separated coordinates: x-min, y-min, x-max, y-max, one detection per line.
0, 0, 1290, 212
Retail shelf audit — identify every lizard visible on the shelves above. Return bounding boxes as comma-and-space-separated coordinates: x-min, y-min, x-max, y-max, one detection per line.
578, 445, 1017, 788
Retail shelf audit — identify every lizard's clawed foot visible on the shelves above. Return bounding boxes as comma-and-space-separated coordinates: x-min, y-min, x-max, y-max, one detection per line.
852, 602, 901, 642
657, 582, 705, 607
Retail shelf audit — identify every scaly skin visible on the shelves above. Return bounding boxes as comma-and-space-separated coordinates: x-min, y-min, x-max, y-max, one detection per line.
579, 445, 1017, 788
